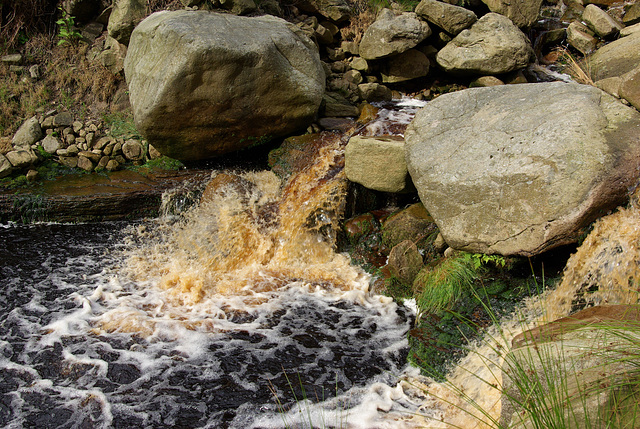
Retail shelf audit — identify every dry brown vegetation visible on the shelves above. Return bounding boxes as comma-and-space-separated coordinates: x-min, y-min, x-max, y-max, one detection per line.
0, 33, 122, 137
341, 0, 376, 42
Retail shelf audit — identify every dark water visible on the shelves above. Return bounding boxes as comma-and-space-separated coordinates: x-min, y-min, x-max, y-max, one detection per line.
0, 222, 410, 429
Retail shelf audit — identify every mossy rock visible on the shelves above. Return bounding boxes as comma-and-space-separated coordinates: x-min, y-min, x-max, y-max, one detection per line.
382, 202, 438, 249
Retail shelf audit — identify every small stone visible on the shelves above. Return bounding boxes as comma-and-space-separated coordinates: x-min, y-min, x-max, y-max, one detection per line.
103, 142, 114, 156
341, 41, 359, 56
78, 150, 101, 163
123, 139, 145, 161
1, 54, 22, 65
106, 159, 120, 171
41, 116, 55, 129
86, 132, 95, 147
26, 169, 39, 182
583, 4, 623, 38
77, 155, 95, 172
58, 156, 78, 168
29, 65, 40, 79
470, 76, 505, 87
53, 112, 74, 127
66, 144, 79, 155
113, 141, 123, 155
115, 155, 126, 164
148, 144, 162, 160
65, 134, 76, 146
73, 121, 83, 133
62, 127, 73, 136
12, 116, 43, 148
42, 135, 62, 154
358, 83, 393, 102
344, 69, 363, 84
98, 155, 110, 169
94, 136, 111, 150
78, 129, 87, 138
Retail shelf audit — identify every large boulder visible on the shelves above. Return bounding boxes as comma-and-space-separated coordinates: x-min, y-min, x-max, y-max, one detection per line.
415, 0, 477, 36
405, 82, 640, 256
124, 11, 325, 162
359, 9, 431, 60
480, 0, 543, 28
436, 13, 533, 75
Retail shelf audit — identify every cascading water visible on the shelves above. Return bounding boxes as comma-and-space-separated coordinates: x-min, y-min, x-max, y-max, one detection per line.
3, 96, 614, 429
0, 104, 421, 429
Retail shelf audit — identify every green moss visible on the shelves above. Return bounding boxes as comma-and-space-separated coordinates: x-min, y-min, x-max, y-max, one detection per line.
102, 111, 141, 140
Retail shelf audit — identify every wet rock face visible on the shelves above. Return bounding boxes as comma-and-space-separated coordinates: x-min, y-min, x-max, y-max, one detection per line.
125, 11, 325, 162
405, 82, 640, 256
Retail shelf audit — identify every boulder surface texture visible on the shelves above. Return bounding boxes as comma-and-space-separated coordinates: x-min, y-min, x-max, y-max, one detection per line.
124, 11, 325, 162
436, 13, 533, 75
405, 82, 640, 256
358, 9, 431, 60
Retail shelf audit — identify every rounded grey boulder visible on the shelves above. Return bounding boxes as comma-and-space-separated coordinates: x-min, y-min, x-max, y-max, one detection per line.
405, 82, 640, 256
124, 11, 325, 162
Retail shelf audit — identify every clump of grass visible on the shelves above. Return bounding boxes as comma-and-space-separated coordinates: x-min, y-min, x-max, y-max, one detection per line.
413, 252, 477, 316
103, 111, 141, 139
553, 47, 594, 86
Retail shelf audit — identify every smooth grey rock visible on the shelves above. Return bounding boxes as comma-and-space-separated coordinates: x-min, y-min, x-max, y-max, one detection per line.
405, 82, 640, 256
415, 0, 477, 35
12, 116, 43, 148
125, 11, 325, 162
436, 13, 533, 75
359, 10, 431, 60
107, 0, 146, 45
345, 135, 411, 193
480, 0, 543, 28
42, 135, 62, 154
583, 4, 623, 37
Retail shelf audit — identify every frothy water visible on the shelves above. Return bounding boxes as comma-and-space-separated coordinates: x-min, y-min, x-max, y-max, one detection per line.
0, 118, 416, 428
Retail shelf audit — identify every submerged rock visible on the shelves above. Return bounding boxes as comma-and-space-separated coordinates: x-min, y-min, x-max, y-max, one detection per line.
125, 11, 325, 162
405, 82, 640, 256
